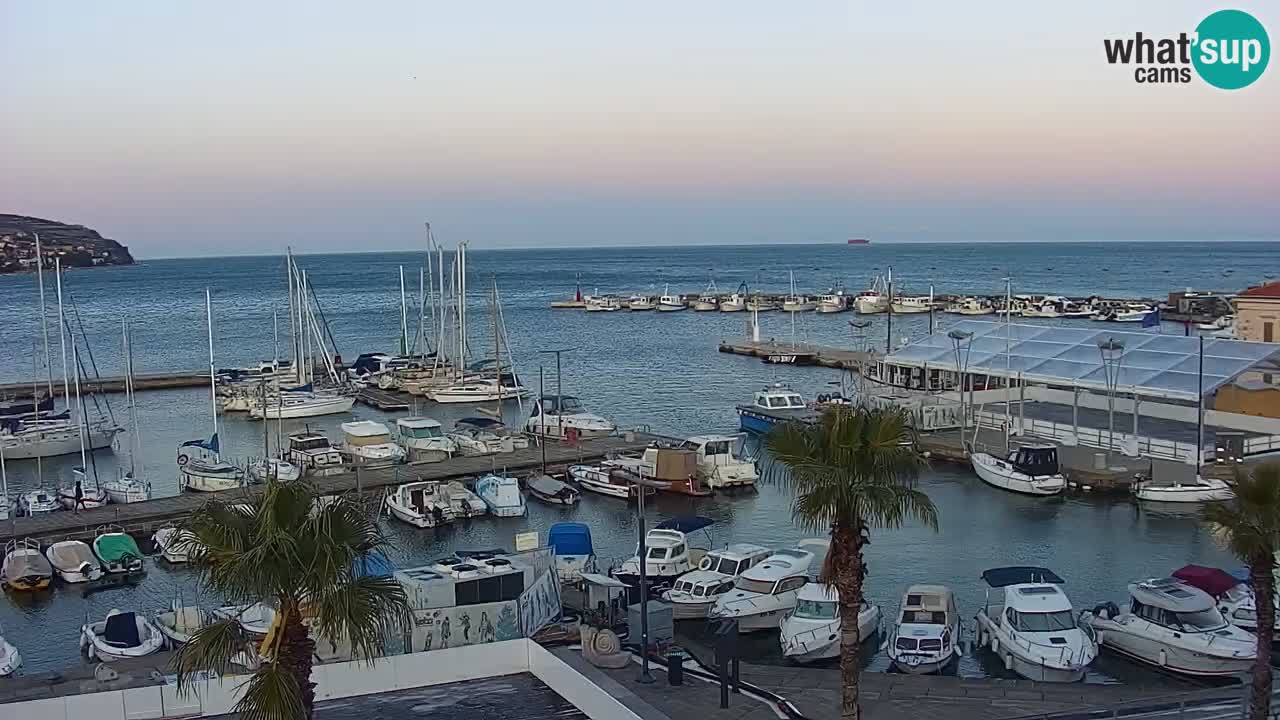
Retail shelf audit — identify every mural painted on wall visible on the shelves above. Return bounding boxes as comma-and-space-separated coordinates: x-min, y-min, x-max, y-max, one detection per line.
518, 565, 563, 636
410, 601, 521, 652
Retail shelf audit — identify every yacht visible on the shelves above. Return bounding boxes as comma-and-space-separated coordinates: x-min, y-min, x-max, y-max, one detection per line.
247, 457, 301, 483
736, 383, 813, 434
612, 516, 714, 592
448, 416, 524, 456
395, 417, 456, 462
946, 297, 994, 315
249, 389, 356, 419
1172, 565, 1278, 634
93, 527, 145, 576
628, 295, 656, 311
385, 480, 455, 528
585, 295, 623, 312
1133, 476, 1234, 503
719, 285, 748, 313
0, 634, 19, 677
854, 277, 889, 314
430, 378, 527, 404
662, 544, 772, 620
286, 432, 346, 477
152, 525, 198, 563
970, 445, 1065, 496
568, 463, 645, 499
1081, 576, 1255, 676
780, 584, 882, 663
680, 435, 758, 489
0, 417, 122, 460
80, 609, 165, 662
339, 420, 405, 468
45, 540, 103, 583
974, 567, 1097, 682
708, 547, 816, 632
891, 296, 934, 314
885, 585, 962, 674
657, 286, 686, 312
527, 474, 579, 506
525, 395, 615, 439
547, 522, 595, 583
2, 539, 53, 591
18, 488, 60, 517
445, 481, 487, 518
475, 474, 526, 517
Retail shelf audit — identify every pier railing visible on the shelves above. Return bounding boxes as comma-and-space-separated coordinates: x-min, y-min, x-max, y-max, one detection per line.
970, 410, 1200, 463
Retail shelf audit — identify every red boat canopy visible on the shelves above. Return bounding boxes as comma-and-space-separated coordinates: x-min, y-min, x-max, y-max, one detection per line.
1172, 565, 1241, 597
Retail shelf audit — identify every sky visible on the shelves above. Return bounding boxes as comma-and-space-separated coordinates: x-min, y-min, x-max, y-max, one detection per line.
2, 1, 1278, 257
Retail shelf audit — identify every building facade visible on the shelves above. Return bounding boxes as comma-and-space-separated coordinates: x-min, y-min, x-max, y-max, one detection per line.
1232, 282, 1280, 343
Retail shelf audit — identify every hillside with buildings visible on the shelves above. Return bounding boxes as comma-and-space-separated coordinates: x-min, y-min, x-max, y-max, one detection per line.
0, 214, 135, 273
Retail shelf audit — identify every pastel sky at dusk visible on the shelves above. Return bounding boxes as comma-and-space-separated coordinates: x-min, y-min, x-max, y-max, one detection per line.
2, 1, 1277, 257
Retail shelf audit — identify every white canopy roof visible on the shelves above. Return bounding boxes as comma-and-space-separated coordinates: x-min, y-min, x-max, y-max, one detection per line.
885, 320, 1280, 401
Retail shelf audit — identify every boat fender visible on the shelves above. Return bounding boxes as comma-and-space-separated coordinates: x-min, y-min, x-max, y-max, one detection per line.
1004, 652, 1013, 671
990, 634, 998, 652
1158, 649, 1166, 667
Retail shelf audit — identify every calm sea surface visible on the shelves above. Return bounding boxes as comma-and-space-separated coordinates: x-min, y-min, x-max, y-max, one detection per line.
0, 241, 1276, 681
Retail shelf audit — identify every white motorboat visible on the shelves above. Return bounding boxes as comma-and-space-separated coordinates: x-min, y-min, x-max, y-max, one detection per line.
746, 295, 778, 312
693, 295, 719, 311
152, 525, 198, 563
475, 474, 526, 517
395, 417, 456, 462
719, 289, 748, 313
1060, 301, 1095, 318
179, 453, 245, 492
80, 609, 165, 661
681, 434, 757, 489
628, 295, 656, 311
286, 432, 346, 477
585, 295, 623, 312
547, 522, 596, 583
247, 457, 301, 483
854, 277, 889, 314
736, 383, 813, 435
657, 287, 686, 312
1021, 298, 1064, 318
385, 481, 454, 528
886, 585, 962, 674
782, 271, 816, 312
708, 547, 816, 632
946, 297, 994, 315
780, 584, 882, 663
448, 417, 526, 455
662, 544, 772, 620
44, 540, 103, 583
1115, 305, 1155, 322
101, 470, 150, 504
339, 420, 405, 468
17, 488, 60, 517
430, 378, 526, 404
971, 445, 1065, 496
0, 634, 19, 677
0, 418, 122, 460
445, 481, 487, 518
1133, 476, 1233, 503
527, 474, 580, 506
93, 528, 146, 576
816, 290, 851, 313
891, 296, 934, 314
569, 463, 640, 499
1172, 565, 1279, 634
3, 539, 53, 591
213, 602, 276, 636
612, 516, 714, 591
525, 395, 615, 440
249, 390, 356, 419
1081, 576, 1255, 677
155, 604, 210, 648
974, 566, 1097, 682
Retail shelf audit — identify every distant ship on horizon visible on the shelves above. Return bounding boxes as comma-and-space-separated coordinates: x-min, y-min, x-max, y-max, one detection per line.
847, 238, 870, 245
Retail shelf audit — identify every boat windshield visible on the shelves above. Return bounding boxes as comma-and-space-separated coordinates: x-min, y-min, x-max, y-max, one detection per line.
795, 599, 837, 620
292, 437, 331, 451
712, 557, 743, 575
1173, 608, 1228, 631
784, 394, 805, 408
547, 397, 584, 413
703, 440, 731, 457
1011, 610, 1077, 632
736, 577, 777, 594
404, 425, 443, 439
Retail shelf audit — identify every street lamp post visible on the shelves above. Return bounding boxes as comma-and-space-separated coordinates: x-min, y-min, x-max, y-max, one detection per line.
633, 468, 659, 684
948, 329, 973, 449
537, 348, 573, 440
1097, 338, 1125, 452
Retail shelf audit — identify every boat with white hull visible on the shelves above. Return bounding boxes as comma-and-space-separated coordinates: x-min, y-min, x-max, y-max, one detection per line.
101, 470, 150, 504
430, 378, 526, 404
286, 432, 346, 477
628, 295, 656, 311
152, 525, 198, 563
663, 544, 772, 620
80, 609, 164, 662
891, 296, 933, 314
17, 488, 60, 517
682, 435, 757, 489
781, 584, 881, 663
250, 391, 355, 419
526, 395, 615, 439
720, 288, 748, 313
1173, 565, 1280, 634
886, 585, 962, 674
569, 464, 641, 499
385, 481, 454, 528
395, 418, 456, 463
339, 421, 405, 467
247, 457, 301, 483
708, 547, 816, 633
612, 517, 714, 592
0, 419, 121, 460
0, 635, 19, 677
548, 522, 596, 583
179, 453, 245, 492
213, 602, 276, 637
971, 445, 1065, 496
45, 540, 103, 583
975, 567, 1097, 682
657, 287, 685, 312
1133, 477, 1233, 503
445, 481, 487, 518
475, 474, 526, 517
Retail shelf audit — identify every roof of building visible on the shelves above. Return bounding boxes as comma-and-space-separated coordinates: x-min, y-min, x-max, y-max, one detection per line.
1237, 282, 1280, 299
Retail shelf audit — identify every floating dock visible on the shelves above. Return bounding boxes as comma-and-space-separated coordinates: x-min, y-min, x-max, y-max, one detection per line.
356, 387, 411, 411
718, 340, 878, 370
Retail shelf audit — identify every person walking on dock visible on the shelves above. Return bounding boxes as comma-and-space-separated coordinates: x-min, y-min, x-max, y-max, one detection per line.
73, 479, 85, 514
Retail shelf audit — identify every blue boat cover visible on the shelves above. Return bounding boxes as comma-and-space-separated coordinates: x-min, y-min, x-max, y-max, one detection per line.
655, 516, 715, 534
981, 566, 1064, 587
547, 522, 593, 556
354, 551, 395, 579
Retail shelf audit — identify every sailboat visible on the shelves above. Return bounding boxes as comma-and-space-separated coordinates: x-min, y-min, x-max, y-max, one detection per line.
431, 268, 527, 405
178, 291, 245, 493
101, 321, 149, 503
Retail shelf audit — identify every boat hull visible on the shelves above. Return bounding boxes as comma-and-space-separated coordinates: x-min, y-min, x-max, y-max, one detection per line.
386, 500, 451, 528
1133, 482, 1234, 503
889, 652, 956, 675
252, 395, 355, 419
971, 454, 1064, 496
0, 424, 120, 460
181, 471, 243, 492
669, 599, 715, 621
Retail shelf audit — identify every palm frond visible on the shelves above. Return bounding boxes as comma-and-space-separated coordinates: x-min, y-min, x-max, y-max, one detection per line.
308, 574, 410, 663
172, 617, 251, 694
1204, 463, 1280, 564
231, 660, 306, 720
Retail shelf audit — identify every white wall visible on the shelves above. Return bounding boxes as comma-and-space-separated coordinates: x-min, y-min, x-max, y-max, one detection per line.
527, 643, 643, 720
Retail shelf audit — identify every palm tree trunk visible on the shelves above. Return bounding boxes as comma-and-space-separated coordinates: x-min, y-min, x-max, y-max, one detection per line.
280, 604, 318, 718
1248, 555, 1274, 720
832, 522, 866, 720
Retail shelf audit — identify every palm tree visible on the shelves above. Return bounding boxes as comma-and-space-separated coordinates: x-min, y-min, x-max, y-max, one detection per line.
764, 405, 937, 720
173, 479, 409, 720
1204, 462, 1280, 720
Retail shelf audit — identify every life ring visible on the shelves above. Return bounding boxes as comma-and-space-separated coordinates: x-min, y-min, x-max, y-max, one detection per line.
176, 454, 189, 466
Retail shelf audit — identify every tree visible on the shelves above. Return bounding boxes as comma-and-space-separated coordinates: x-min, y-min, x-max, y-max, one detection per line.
1203, 462, 1280, 720
764, 405, 937, 720
174, 479, 409, 720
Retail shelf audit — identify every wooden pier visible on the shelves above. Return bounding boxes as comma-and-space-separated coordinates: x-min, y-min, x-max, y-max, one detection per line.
717, 339, 878, 370
0, 371, 208, 399
356, 387, 411, 411
0, 432, 668, 544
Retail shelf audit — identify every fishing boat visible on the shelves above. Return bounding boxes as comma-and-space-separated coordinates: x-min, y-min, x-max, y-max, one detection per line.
681, 435, 758, 489
547, 522, 596, 582
1132, 476, 1233, 503
1081, 576, 1255, 676
746, 294, 778, 312
783, 270, 817, 312
708, 547, 817, 632
93, 526, 145, 577
395, 417, 456, 463
385, 481, 454, 528
1021, 298, 1065, 318
1172, 565, 1278, 634
662, 544, 772, 620
339, 420, 405, 467
527, 474, 580, 506
431, 378, 527, 404
445, 481, 487, 518
719, 284, 749, 313
780, 584, 882, 663
80, 609, 165, 662
475, 474, 526, 517
247, 457, 301, 483
213, 602, 276, 636
657, 286, 686, 312
974, 567, 1096, 682
45, 540, 103, 583
585, 295, 623, 312
854, 277, 889, 314
885, 585, 962, 674
693, 280, 720, 311
525, 395, 615, 440
286, 432, 346, 476
628, 295, 656, 311
2, 539, 53, 591
152, 525, 198, 563
17, 488, 60, 517
945, 297, 994, 315
612, 517, 715, 592
736, 383, 813, 434
568, 463, 646, 499
0, 633, 19, 677
891, 295, 934, 314
970, 445, 1065, 496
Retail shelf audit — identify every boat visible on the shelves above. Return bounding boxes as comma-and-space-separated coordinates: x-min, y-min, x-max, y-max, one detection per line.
681, 435, 758, 490
606, 447, 712, 497
612, 516, 715, 592
720, 285, 748, 313
885, 585, 962, 674
1021, 298, 1065, 318
2, 539, 53, 591
155, 603, 210, 649
891, 296, 934, 314
1172, 565, 1278, 634
179, 452, 245, 493
1081, 576, 1256, 676
708, 547, 817, 632
527, 474, 580, 506
568, 463, 647, 499
854, 277, 889, 314
657, 286, 686, 312
585, 295, 623, 312
847, 238, 870, 245
783, 270, 817, 312
662, 544, 772, 620
946, 297, 994, 315
746, 295, 778, 312
103, 321, 152, 504
101, 469, 150, 504
56, 469, 109, 511
93, 527, 145, 576
17, 488, 61, 516
0, 633, 19, 677
445, 481, 487, 518
628, 295, 656, 311
395, 417, 456, 462
1060, 301, 1095, 318
525, 395, 615, 439
1133, 476, 1234, 503
249, 389, 356, 419
213, 602, 276, 636
430, 378, 527, 404
693, 284, 719, 312
970, 445, 1065, 496
736, 383, 813, 434
44, 540, 103, 583
448, 416, 526, 455
475, 474, 526, 517
286, 432, 346, 476
780, 584, 882, 663
152, 525, 197, 563
0, 418, 122, 460
80, 609, 165, 661
385, 481, 455, 528
1093, 304, 1155, 323
339, 420, 406, 467
547, 522, 595, 583
974, 567, 1097, 682
247, 457, 301, 483
0, 396, 53, 420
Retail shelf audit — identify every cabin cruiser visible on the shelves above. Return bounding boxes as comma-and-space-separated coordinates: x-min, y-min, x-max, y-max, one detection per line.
525, 395, 615, 439
445, 481, 487, 518
286, 432, 346, 477
430, 377, 527, 404
81, 609, 165, 662
693, 293, 719, 311
152, 525, 198, 563
94, 527, 145, 576
1081, 576, 1255, 676
17, 488, 60, 516
448, 417, 526, 455
569, 463, 645, 499
681, 434, 757, 489
946, 297, 994, 315
719, 287, 748, 313
585, 295, 623, 312
1021, 297, 1065, 318
628, 295, 656, 311
657, 287, 686, 312
746, 295, 778, 312
612, 516, 714, 592
781, 584, 882, 663
783, 295, 817, 313
1173, 565, 1279, 634
247, 457, 301, 483
886, 585, 962, 674
0, 634, 19, 677
1133, 476, 1234, 503
339, 420, 406, 467
891, 296, 933, 314
475, 474, 526, 517
662, 544, 772, 620
1060, 300, 1095, 318
45, 540, 103, 583
385, 481, 454, 528
179, 453, 245, 492
815, 288, 849, 314
527, 474, 579, 506
970, 445, 1065, 496
708, 548, 816, 632
974, 567, 1097, 682
548, 522, 596, 583
395, 417, 456, 462
3, 539, 53, 591
736, 383, 813, 434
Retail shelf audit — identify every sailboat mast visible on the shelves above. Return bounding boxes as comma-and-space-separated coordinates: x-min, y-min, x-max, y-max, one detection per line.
418, 267, 426, 357
33, 232, 55, 403
302, 270, 312, 385
72, 339, 87, 472
206, 289, 219, 454
1004, 276, 1012, 453
493, 276, 502, 422
399, 265, 409, 356
55, 258, 71, 409
437, 244, 446, 366
287, 249, 298, 380
125, 320, 140, 476
273, 310, 279, 369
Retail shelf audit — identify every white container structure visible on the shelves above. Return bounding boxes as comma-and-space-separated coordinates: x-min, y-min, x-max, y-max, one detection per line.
974, 566, 1097, 682
780, 583, 882, 663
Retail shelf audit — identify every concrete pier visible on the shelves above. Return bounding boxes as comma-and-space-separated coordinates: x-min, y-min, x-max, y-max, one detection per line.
718, 340, 879, 370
